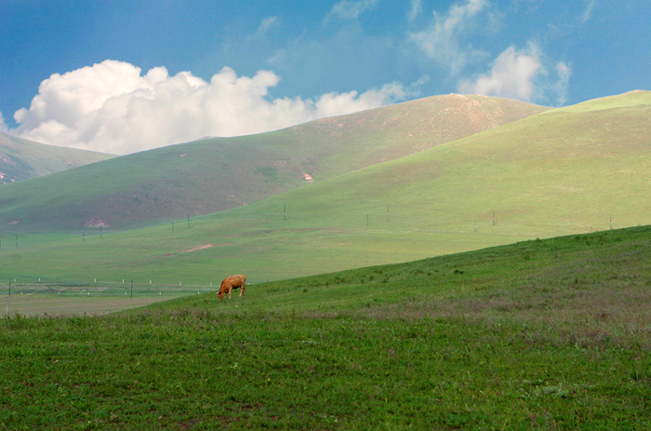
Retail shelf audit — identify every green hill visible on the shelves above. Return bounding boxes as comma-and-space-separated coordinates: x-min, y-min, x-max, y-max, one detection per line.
0, 95, 547, 231
0, 91, 649, 284
1, 226, 650, 429
0, 132, 113, 185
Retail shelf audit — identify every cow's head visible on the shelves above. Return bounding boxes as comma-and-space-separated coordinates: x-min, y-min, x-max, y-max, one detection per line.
217, 291, 224, 300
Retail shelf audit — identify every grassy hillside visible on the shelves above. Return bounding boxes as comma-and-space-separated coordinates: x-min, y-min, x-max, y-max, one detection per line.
1, 226, 650, 429
0, 132, 113, 184
0, 91, 649, 284
0, 95, 546, 231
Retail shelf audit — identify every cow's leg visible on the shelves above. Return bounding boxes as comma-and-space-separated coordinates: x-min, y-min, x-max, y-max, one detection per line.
228, 288, 232, 299
239, 284, 244, 297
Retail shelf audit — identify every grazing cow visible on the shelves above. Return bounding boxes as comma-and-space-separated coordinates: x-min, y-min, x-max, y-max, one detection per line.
217, 274, 246, 300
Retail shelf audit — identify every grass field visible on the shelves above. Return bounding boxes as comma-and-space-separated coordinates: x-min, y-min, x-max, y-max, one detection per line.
1, 281, 218, 316
1, 225, 650, 429
1, 91, 649, 286
0, 94, 545, 231
1, 295, 182, 317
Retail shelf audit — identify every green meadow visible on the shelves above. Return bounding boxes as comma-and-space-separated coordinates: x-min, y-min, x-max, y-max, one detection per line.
1, 226, 650, 429
0, 133, 112, 184
1, 91, 650, 284
0, 91, 650, 428
0, 94, 545, 231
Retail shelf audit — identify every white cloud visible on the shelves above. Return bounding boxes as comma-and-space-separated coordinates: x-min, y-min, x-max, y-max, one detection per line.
408, 0, 489, 75
458, 44, 541, 102
326, 0, 379, 22
314, 82, 407, 117
582, 0, 596, 22
408, 0, 423, 22
551, 61, 572, 106
11, 60, 408, 154
458, 43, 572, 106
253, 16, 279, 38
0, 111, 7, 133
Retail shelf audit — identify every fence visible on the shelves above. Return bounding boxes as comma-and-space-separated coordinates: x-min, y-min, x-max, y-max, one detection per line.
2, 278, 218, 298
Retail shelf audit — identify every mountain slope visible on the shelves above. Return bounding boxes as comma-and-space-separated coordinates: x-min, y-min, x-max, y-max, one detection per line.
246, 90, 651, 236
0, 95, 547, 231
0, 132, 113, 184
1, 91, 650, 283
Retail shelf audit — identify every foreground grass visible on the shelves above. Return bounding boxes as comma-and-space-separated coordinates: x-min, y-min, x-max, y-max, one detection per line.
1, 226, 651, 429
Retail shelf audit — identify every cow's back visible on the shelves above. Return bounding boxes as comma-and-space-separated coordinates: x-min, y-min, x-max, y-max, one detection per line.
228, 274, 246, 288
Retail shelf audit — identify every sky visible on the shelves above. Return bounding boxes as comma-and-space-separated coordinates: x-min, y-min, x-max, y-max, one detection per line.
0, 0, 649, 155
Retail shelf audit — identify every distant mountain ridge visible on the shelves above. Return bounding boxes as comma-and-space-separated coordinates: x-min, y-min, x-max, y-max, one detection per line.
0, 94, 547, 231
0, 132, 113, 185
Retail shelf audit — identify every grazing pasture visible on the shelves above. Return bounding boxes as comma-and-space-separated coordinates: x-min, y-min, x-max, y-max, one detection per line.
0, 281, 215, 316
1, 226, 650, 429
2, 91, 650, 287
1, 294, 179, 317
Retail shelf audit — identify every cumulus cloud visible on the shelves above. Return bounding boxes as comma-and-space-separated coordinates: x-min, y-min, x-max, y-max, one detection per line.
458, 44, 541, 102
11, 60, 408, 154
408, 0, 489, 74
458, 43, 571, 106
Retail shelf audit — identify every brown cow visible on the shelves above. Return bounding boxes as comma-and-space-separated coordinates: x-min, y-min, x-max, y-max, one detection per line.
217, 274, 246, 300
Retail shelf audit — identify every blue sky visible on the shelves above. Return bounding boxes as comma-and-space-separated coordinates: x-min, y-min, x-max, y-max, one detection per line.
1, 0, 649, 154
